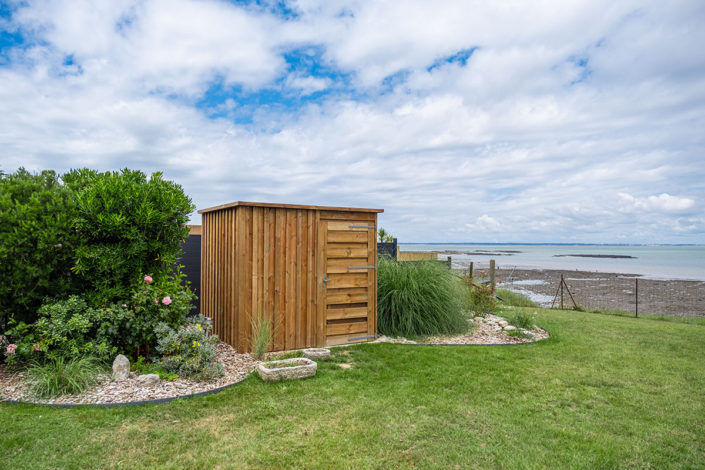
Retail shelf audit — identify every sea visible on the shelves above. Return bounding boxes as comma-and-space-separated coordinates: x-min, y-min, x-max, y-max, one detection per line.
398, 244, 705, 281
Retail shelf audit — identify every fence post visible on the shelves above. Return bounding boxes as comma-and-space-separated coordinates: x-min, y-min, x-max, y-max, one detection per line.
635, 278, 639, 318
489, 259, 496, 293
468, 261, 473, 280
446, 256, 451, 269
560, 274, 564, 310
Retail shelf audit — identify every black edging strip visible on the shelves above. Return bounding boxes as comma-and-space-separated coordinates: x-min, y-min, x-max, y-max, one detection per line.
0, 327, 551, 408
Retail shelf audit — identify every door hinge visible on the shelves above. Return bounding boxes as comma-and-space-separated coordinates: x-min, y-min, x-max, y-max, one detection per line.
348, 334, 377, 341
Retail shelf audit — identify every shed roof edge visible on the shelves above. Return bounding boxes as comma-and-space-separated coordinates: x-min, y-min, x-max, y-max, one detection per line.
197, 201, 384, 214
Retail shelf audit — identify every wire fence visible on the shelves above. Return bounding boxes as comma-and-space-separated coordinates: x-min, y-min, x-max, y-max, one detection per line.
483, 267, 705, 317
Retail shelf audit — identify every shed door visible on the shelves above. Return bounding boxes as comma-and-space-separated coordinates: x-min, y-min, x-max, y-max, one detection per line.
321, 220, 377, 346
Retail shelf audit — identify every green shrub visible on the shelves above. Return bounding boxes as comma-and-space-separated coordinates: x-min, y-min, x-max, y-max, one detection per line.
467, 281, 496, 313
63, 168, 194, 305
6, 270, 194, 364
377, 258, 469, 337
5, 296, 116, 366
97, 270, 195, 358
0, 167, 194, 333
0, 169, 79, 329
25, 356, 105, 398
154, 316, 223, 381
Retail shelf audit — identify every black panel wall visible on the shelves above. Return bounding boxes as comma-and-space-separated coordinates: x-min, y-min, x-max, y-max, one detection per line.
178, 235, 201, 314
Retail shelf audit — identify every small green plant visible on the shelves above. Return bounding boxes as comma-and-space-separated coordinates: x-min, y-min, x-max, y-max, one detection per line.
377, 258, 468, 337
467, 280, 496, 313
25, 356, 106, 398
506, 329, 533, 339
250, 314, 273, 360
131, 356, 178, 381
154, 316, 223, 381
378, 228, 394, 243
508, 311, 536, 330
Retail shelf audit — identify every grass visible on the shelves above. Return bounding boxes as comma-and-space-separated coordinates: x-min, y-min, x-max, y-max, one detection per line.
377, 258, 469, 337
506, 310, 536, 330
496, 288, 538, 307
25, 356, 105, 399
250, 314, 274, 360
2, 307, 705, 468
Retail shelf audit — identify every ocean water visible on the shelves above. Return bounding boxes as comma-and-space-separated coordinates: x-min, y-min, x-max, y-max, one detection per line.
399, 244, 705, 281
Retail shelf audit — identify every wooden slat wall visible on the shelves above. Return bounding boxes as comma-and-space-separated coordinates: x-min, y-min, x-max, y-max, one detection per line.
202, 206, 378, 353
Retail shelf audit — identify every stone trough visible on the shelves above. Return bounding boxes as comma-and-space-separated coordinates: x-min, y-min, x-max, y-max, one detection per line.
301, 348, 331, 360
257, 357, 317, 382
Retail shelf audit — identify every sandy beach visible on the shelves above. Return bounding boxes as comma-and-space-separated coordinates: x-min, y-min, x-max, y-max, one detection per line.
468, 267, 705, 317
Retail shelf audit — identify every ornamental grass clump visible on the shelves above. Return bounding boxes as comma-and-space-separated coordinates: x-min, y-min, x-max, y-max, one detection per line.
377, 258, 469, 337
250, 314, 273, 360
25, 356, 106, 399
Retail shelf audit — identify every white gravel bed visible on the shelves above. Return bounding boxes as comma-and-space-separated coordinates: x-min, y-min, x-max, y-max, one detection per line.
374, 313, 549, 345
0, 342, 259, 405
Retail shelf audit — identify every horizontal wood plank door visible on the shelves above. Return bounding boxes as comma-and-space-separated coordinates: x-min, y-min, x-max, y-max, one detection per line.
322, 219, 377, 346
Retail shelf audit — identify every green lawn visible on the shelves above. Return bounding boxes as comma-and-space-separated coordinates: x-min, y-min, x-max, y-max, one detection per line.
2, 308, 704, 469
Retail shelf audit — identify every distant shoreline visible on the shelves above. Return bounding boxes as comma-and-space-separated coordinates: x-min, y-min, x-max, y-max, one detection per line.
399, 242, 703, 247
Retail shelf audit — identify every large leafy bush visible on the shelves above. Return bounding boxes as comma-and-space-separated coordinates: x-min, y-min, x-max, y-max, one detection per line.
0, 168, 194, 334
377, 258, 469, 337
0, 169, 79, 327
64, 168, 194, 305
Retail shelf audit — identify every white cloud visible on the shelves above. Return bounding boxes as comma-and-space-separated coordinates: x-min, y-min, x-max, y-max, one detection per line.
619, 193, 695, 214
0, 0, 704, 244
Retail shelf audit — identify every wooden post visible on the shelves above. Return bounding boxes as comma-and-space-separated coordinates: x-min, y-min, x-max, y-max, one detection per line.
489, 259, 496, 293
468, 261, 474, 280
560, 274, 564, 310
446, 256, 452, 269
635, 278, 639, 318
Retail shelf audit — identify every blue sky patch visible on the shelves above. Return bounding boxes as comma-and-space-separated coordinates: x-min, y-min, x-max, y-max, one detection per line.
225, 0, 300, 20
428, 47, 477, 71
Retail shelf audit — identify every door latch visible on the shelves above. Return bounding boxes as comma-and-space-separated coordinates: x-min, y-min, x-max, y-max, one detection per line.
322, 276, 332, 289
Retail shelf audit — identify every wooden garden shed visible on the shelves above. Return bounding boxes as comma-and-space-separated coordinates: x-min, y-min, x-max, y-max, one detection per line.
198, 201, 383, 353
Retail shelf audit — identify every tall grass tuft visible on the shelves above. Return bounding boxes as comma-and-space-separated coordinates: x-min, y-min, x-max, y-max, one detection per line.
508, 311, 536, 330
25, 356, 105, 398
250, 314, 273, 360
377, 258, 469, 337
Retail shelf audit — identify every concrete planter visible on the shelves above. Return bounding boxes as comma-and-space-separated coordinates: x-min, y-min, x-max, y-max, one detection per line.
301, 348, 331, 360
257, 358, 317, 382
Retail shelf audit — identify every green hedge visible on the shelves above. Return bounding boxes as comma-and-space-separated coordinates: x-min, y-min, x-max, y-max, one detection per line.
0, 169, 79, 327
0, 167, 194, 330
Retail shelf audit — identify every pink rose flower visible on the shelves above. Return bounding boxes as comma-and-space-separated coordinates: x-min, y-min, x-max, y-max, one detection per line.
33, 344, 41, 352
154, 298, 159, 304
162, 296, 172, 306
6, 344, 17, 355
144, 275, 153, 283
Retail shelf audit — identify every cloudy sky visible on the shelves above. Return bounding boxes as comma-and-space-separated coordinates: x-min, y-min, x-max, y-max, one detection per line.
1, 0, 704, 243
